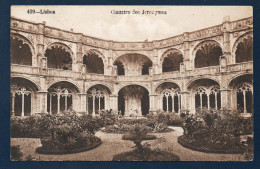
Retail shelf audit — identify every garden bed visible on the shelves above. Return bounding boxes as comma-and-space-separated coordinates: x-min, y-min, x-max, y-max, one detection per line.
178, 135, 246, 154
36, 139, 102, 155
112, 150, 180, 161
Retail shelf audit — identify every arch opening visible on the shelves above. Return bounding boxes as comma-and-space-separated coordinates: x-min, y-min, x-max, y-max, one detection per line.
188, 79, 221, 111
194, 43, 223, 68
86, 84, 111, 115
45, 46, 72, 70
229, 74, 253, 114
83, 53, 104, 74
235, 36, 253, 63
10, 77, 39, 116
114, 60, 125, 76
162, 51, 183, 72
47, 81, 79, 114
155, 82, 181, 113
11, 36, 32, 66
118, 85, 149, 116
114, 54, 152, 76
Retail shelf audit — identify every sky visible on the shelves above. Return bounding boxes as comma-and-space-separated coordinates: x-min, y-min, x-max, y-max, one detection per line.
11, 6, 252, 42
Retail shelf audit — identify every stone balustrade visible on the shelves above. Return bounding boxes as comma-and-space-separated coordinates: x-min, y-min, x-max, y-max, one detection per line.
226, 61, 253, 72
11, 61, 253, 82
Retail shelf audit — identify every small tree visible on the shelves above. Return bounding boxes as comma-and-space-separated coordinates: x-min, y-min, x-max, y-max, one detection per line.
10, 145, 23, 161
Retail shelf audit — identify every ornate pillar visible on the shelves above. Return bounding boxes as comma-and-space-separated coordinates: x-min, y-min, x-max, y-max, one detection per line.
61, 89, 71, 111
37, 91, 48, 113
215, 93, 218, 109
243, 90, 247, 113
10, 84, 18, 116
49, 94, 52, 115
152, 48, 160, 74
220, 88, 232, 109
96, 91, 104, 112
57, 93, 60, 114
222, 16, 232, 64
180, 91, 189, 113
183, 32, 191, 70
172, 95, 175, 113
109, 95, 118, 112
178, 94, 181, 113
166, 95, 169, 112
16, 87, 31, 116
79, 93, 87, 112
206, 90, 210, 110
89, 88, 97, 116
200, 93, 203, 109
36, 22, 45, 67
11, 92, 15, 116
149, 94, 157, 113
76, 35, 83, 72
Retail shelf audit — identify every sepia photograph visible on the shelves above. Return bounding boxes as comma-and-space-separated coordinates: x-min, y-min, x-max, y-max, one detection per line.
10, 6, 253, 161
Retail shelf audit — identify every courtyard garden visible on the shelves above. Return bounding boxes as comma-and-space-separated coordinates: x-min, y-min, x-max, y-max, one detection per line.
11, 109, 253, 161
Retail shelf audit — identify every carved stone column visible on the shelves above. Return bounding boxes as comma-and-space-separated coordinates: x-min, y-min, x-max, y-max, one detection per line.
149, 94, 157, 113
183, 32, 191, 70
76, 35, 83, 72
222, 16, 232, 64
109, 95, 118, 111
152, 49, 160, 74
180, 91, 189, 111
37, 91, 48, 113
220, 56, 227, 72
11, 92, 16, 116
220, 88, 232, 109
78, 93, 87, 112
36, 22, 45, 67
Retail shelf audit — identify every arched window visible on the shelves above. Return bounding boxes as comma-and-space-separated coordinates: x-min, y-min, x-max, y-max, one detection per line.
195, 87, 207, 109
11, 78, 39, 117
88, 88, 105, 115
11, 86, 31, 116
162, 89, 181, 113
11, 37, 32, 65
237, 83, 253, 113
195, 86, 221, 110
83, 53, 104, 74
235, 36, 253, 63
47, 87, 73, 114
45, 46, 72, 70
195, 43, 222, 68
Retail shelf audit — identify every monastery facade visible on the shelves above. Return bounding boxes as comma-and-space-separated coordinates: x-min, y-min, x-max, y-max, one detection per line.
10, 16, 253, 117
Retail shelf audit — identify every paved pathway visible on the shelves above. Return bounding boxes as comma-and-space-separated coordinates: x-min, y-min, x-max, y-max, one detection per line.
11, 127, 245, 161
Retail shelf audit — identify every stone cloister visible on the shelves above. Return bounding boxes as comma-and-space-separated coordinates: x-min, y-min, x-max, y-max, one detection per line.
10, 16, 253, 117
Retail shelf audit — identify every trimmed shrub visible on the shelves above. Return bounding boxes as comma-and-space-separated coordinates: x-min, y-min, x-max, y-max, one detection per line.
113, 124, 180, 161
180, 108, 252, 153
10, 145, 23, 161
